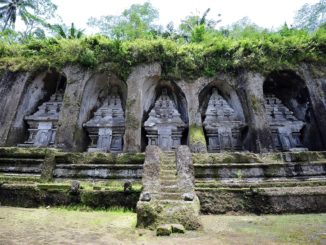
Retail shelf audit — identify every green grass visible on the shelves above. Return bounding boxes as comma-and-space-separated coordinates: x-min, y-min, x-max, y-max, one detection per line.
52, 205, 134, 213
0, 207, 325, 244
218, 214, 326, 244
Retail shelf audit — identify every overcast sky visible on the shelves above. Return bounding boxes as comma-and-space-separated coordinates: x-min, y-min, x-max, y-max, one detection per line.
52, 0, 319, 30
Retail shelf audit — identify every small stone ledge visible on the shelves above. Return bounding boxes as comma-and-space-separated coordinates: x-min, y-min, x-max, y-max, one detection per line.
0, 183, 141, 209
197, 186, 326, 214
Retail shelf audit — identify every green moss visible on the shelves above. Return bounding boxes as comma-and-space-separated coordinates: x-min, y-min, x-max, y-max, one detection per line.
37, 183, 70, 191
56, 152, 144, 165
250, 95, 262, 112
126, 112, 140, 130
192, 152, 264, 165
189, 124, 206, 146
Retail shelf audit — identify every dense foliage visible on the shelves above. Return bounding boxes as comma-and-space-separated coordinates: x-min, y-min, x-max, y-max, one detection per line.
0, 26, 325, 80
0, 1, 325, 80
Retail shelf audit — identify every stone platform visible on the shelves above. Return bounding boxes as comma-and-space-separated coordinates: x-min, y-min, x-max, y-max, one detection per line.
0, 147, 326, 215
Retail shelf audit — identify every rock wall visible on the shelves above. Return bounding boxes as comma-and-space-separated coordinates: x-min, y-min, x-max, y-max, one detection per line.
1, 63, 326, 153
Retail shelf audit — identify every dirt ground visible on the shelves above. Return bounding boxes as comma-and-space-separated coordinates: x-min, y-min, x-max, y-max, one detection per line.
0, 207, 325, 245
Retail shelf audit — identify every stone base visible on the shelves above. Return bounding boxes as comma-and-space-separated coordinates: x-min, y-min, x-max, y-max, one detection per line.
289, 148, 309, 152
17, 144, 56, 148
87, 148, 122, 153
136, 197, 202, 230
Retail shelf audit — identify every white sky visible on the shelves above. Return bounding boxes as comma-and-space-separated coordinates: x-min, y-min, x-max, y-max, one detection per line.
52, 0, 319, 31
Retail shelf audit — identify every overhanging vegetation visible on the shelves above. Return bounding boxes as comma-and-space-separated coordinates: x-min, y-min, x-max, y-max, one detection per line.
0, 27, 325, 80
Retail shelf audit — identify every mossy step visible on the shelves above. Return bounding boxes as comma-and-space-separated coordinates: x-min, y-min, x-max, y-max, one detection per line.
55, 164, 142, 169
195, 179, 326, 189
194, 161, 326, 168
160, 169, 177, 174
158, 200, 191, 205
160, 172, 177, 177
0, 174, 41, 182
0, 167, 42, 174
161, 185, 180, 192
0, 158, 43, 164
158, 192, 182, 200
37, 183, 71, 191
161, 160, 175, 164
160, 180, 178, 186
160, 165, 176, 170
160, 176, 177, 180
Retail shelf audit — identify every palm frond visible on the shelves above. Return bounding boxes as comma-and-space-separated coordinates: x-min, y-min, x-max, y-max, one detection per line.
200, 8, 211, 25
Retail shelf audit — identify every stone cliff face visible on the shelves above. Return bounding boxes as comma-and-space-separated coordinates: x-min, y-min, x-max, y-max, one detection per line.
0, 63, 325, 153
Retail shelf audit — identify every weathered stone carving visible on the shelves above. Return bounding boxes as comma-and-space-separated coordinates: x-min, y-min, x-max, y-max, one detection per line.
144, 89, 186, 151
83, 89, 125, 152
203, 89, 245, 152
265, 95, 305, 151
19, 92, 63, 147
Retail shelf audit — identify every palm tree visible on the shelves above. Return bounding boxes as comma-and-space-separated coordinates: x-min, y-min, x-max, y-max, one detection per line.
0, 0, 35, 30
50, 23, 84, 39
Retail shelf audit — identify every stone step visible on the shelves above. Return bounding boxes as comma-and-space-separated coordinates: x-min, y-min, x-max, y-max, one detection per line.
160, 162, 177, 167
161, 164, 175, 168
0, 158, 43, 165
161, 172, 177, 179
160, 175, 177, 181
160, 170, 177, 175
161, 185, 180, 192
160, 169, 177, 174
160, 180, 178, 186
195, 177, 326, 189
158, 192, 183, 200
158, 200, 190, 205
161, 159, 175, 164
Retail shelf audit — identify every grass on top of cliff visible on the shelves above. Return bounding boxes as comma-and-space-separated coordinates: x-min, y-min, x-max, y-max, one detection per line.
0, 26, 325, 80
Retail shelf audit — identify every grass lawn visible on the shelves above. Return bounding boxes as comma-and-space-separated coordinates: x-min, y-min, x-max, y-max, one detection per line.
0, 207, 325, 245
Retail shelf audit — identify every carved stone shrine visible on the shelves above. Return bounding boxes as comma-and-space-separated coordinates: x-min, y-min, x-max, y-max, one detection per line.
83, 89, 125, 152
265, 95, 305, 151
144, 89, 186, 151
203, 89, 245, 152
19, 92, 63, 147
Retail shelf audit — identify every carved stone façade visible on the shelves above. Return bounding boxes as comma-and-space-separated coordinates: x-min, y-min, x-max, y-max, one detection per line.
0, 63, 325, 153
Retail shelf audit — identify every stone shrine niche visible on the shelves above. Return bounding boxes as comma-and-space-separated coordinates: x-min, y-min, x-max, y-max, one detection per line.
83, 87, 125, 152
265, 95, 305, 151
263, 70, 323, 151
203, 89, 246, 152
18, 73, 66, 148
144, 88, 186, 151
19, 93, 63, 147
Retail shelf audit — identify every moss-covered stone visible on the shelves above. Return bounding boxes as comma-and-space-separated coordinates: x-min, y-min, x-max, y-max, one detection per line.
156, 224, 172, 236
189, 125, 206, 146
136, 199, 202, 230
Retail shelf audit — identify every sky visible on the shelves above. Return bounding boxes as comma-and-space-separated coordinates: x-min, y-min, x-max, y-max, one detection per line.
51, 0, 320, 31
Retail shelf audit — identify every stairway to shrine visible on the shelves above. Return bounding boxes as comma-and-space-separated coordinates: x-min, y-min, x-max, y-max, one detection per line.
136, 145, 201, 230
158, 151, 183, 201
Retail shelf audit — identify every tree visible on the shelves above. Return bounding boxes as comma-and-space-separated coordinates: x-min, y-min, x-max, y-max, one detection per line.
179, 8, 221, 42
24, 0, 58, 35
293, 0, 326, 31
0, 0, 58, 34
49, 22, 84, 39
0, 0, 35, 30
87, 2, 159, 40
222, 17, 264, 38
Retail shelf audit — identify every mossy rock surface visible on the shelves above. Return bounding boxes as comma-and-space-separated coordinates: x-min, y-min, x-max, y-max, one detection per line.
136, 199, 201, 230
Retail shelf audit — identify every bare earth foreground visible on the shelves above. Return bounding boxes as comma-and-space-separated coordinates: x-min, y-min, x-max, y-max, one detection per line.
0, 207, 326, 245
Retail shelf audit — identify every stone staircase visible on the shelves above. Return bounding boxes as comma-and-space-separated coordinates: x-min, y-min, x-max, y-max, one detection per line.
158, 151, 183, 201
0, 148, 46, 182
137, 146, 201, 230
